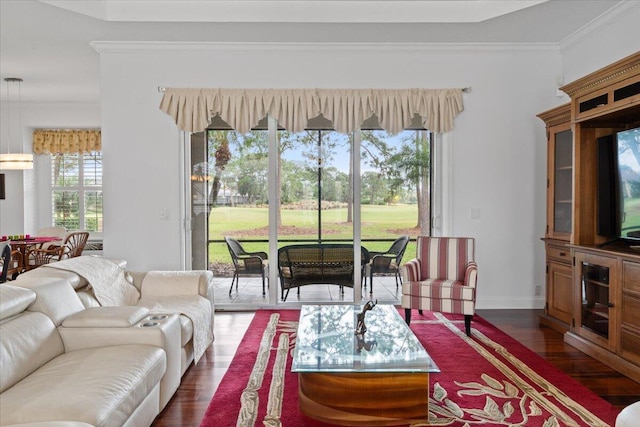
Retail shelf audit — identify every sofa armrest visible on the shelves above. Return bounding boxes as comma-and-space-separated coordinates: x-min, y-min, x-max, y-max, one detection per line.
61, 306, 150, 328
134, 271, 213, 300
2, 422, 95, 427
401, 258, 422, 283
464, 261, 478, 288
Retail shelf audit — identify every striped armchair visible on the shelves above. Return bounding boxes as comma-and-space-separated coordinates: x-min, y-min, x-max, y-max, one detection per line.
401, 236, 478, 336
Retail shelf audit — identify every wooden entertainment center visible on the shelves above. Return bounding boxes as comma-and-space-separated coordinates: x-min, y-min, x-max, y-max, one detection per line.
538, 51, 640, 383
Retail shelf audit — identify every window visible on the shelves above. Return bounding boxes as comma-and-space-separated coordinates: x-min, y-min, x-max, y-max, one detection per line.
51, 152, 103, 232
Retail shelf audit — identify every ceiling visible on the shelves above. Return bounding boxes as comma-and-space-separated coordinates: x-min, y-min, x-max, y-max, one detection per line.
0, 0, 629, 103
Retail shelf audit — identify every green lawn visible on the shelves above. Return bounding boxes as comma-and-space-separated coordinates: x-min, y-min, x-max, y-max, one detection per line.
622, 197, 640, 237
208, 204, 420, 265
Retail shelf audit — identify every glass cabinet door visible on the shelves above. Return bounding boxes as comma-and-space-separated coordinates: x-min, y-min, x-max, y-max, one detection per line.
574, 252, 618, 350
580, 262, 610, 337
548, 124, 573, 239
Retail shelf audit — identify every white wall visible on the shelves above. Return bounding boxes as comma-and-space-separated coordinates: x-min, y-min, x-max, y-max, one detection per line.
560, 5, 640, 83
97, 43, 563, 308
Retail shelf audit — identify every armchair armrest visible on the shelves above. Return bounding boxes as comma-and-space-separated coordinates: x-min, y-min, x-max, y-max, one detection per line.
464, 261, 478, 288
401, 258, 422, 282
239, 253, 268, 272
244, 251, 268, 260
369, 253, 395, 270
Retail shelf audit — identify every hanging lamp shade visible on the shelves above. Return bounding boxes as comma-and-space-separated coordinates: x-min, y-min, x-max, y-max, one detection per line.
1, 77, 33, 170
0, 153, 33, 170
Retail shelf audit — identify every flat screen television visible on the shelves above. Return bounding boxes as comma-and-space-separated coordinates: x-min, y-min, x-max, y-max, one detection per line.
616, 127, 640, 243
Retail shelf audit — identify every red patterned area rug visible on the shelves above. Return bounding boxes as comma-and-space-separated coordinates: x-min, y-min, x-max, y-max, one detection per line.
199, 309, 619, 427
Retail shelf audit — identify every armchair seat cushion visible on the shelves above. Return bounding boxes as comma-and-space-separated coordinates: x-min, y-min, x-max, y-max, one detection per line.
403, 279, 475, 301
0, 344, 165, 427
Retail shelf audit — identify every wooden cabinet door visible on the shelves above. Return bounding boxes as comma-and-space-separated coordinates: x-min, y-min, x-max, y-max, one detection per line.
547, 261, 573, 325
621, 261, 640, 365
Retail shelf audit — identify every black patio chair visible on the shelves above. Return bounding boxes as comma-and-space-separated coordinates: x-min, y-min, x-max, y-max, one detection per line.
225, 236, 269, 296
0, 242, 11, 283
1, 242, 23, 282
364, 235, 410, 294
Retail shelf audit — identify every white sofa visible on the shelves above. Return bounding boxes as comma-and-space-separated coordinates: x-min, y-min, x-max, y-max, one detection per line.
616, 401, 640, 427
0, 257, 214, 427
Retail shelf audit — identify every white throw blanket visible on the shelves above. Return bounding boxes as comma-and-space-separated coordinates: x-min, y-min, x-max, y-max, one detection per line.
45, 257, 213, 364
45, 256, 140, 306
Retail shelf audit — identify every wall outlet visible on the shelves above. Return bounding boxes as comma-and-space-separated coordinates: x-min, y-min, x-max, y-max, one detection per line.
534, 284, 542, 296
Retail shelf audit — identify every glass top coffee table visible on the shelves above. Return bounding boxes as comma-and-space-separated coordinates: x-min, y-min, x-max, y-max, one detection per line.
292, 304, 439, 426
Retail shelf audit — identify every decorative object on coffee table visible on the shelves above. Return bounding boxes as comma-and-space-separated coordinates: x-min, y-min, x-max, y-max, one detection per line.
355, 299, 377, 335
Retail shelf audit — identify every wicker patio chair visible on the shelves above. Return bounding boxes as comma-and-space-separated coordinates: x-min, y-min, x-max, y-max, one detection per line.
364, 235, 410, 294
225, 236, 269, 296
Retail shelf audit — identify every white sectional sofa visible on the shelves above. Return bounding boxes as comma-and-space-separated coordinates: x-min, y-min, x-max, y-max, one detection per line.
0, 256, 214, 427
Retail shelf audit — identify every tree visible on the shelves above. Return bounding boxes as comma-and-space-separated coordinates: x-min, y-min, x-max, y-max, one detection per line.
386, 130, 431, 233
361, 171, 387, 205
207, 131, 232, 207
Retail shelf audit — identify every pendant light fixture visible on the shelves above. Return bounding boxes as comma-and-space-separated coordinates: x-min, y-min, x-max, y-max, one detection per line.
0, 77, 33, 170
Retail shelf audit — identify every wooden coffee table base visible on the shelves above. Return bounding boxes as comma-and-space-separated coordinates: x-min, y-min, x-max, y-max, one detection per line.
298, 372, 429, 426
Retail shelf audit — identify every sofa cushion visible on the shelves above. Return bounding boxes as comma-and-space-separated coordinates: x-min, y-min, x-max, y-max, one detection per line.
15, 258, 127, 291
16, 267, 86, 289
0, 344, 165, 427
13, 278, 85, 326
0, 311, 64, 393
76, 286, 101, 308
0, 285, 36, 321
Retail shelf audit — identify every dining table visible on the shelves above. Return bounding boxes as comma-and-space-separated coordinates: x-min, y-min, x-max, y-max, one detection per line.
3, 236, 63, 274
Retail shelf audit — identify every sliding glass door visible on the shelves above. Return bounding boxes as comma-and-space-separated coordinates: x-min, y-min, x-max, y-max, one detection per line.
196, 116, 432, 309
277, 127, 357, 303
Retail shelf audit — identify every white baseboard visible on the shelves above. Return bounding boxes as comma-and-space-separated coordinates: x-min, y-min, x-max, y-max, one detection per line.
475, 296, 545, 310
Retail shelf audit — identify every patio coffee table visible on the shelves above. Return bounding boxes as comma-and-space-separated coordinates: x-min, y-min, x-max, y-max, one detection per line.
292, 304, 439, 426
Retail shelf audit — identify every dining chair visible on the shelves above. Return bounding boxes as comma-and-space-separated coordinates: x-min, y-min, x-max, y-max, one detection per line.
364, 235, 410, 294
36, 226, 68, 249
225, 236, 269, 296
25, 231, 90, 270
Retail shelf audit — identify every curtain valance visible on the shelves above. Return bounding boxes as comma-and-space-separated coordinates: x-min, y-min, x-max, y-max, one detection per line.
159, 88, 464, 135
32, 129, 101, 154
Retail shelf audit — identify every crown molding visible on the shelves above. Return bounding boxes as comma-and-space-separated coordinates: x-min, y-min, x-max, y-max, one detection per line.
91, 41, 560, 54
559, 1, 640, 52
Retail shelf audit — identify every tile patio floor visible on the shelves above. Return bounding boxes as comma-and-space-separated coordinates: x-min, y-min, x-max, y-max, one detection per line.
212, 274, 403, 307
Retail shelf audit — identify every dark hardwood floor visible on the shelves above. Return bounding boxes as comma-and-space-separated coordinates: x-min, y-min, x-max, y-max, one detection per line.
151, 309, 640, 427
